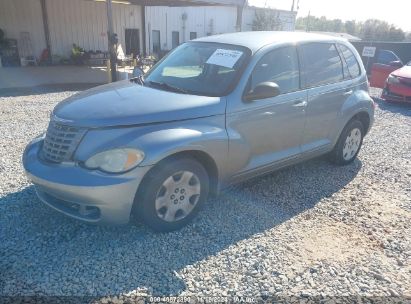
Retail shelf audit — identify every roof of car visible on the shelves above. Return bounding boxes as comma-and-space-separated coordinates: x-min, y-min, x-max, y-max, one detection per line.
194, 31, 346, 53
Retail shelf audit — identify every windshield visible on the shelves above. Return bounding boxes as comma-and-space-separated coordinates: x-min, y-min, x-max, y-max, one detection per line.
144, 42, 251, 97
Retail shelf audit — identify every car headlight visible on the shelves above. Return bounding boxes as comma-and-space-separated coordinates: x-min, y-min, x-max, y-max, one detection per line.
84, 148, 144, 173
387, 74, 400, 85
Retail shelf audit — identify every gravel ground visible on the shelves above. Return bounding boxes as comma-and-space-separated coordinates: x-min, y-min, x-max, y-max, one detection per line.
0, 87, 410, 302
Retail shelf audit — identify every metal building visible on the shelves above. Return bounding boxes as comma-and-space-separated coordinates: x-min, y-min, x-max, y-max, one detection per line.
0, 0, 297, 61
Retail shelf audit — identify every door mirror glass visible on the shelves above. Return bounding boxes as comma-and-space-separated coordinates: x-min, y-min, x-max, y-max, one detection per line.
244, 82, 281, 101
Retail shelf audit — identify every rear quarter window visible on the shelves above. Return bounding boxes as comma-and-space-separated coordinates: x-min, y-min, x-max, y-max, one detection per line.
338, 44, 361, 78
300, 42, 344, 88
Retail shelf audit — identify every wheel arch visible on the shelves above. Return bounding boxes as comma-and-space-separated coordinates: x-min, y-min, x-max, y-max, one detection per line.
136, 149, 220, 202
332, 109, 371, 150
164, 150, 220, 196
131, 150, 218, 231
346, 111, 371, 135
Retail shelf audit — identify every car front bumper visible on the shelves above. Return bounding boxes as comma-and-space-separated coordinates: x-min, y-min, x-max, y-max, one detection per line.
22, 139, 152, 225
382, 83, 411, 103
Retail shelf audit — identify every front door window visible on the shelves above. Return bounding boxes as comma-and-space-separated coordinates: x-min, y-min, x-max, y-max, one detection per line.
249, 46, 300, 94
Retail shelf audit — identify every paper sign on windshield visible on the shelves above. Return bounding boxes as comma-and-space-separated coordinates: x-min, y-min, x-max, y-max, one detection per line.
206, 49, 243, 68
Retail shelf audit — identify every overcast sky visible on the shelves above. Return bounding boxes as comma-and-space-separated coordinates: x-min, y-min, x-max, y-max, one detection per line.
248, 0, 411, 32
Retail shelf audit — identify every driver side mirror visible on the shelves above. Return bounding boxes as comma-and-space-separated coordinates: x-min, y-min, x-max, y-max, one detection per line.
244, 82, 281, 101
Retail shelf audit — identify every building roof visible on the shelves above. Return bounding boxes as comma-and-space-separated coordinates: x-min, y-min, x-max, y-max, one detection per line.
195, 31, 346, 53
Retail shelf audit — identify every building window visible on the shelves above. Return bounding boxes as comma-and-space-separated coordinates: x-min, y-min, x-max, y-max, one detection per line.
190, 32, 197, 40
172, 31, 180, 49
152, 30, 161, 54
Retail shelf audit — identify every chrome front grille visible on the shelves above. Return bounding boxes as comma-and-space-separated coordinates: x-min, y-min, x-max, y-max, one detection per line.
41, 121, 86, 163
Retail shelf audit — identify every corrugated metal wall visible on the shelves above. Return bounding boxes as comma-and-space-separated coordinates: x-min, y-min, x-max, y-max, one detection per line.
0, 0, 46, 59
145, 6, 239, 53
46, 0, 142, 57
0, 0, 296, 59
0, 0, 143, 58
145, 6, 296, 53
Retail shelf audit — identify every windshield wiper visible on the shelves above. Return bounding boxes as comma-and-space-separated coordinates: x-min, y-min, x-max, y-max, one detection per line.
147, 80, 189, 94
130, 74, 145, 85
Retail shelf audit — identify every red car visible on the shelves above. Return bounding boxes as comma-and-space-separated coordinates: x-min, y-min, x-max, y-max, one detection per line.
381, 61, 411, 103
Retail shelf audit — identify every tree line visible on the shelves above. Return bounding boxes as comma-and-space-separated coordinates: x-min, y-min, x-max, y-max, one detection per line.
295, 16, 409, 42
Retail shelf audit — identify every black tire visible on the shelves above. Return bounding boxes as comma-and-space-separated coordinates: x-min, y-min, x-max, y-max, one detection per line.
132, 157, 209, 232
329, 119, 364, 166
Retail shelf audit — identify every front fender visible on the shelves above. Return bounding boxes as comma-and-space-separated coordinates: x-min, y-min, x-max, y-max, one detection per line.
74, 115, 229, 179
136, 120, 228, 167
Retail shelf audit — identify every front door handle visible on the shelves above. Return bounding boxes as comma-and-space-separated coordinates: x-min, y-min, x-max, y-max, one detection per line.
292, 100, 307, 107
343, 89, 353, 96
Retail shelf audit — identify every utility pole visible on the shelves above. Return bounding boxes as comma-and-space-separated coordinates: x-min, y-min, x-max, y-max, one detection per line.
40, 0, 51, 62
141, 5, 146, 56
291, 0, 295, 11
106, 0, 117, 82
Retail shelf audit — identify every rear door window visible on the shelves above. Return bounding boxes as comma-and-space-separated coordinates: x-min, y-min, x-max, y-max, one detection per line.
338, 44, 361, 78
300, 43, 344, 88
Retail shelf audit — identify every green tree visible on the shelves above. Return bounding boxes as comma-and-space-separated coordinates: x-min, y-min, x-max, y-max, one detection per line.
252, 10, 283, 31
360, 19, 390, 40
344, 20, 357, 35
330, 19, 343, 32
294, 15, 405, 41
388, 26, 405, 41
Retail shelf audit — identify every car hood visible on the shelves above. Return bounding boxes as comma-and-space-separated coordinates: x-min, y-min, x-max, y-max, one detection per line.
392, 65, 411, 78
53, 80, 225, 128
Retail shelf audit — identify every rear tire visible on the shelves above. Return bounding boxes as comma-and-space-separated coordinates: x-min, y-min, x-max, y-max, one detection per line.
329, 119, 364, 166
132, 157, 209, 232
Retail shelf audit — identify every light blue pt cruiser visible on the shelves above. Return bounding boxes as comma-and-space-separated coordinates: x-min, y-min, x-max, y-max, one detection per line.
23, 32, 375, 231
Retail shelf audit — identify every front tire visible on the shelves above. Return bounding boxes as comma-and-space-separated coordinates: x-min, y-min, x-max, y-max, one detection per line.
329, 119, 364, 166
133, 157, 209, 232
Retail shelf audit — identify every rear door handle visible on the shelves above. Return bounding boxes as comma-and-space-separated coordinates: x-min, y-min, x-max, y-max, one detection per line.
293, 100, 307, 107
343, 89, 353, 96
